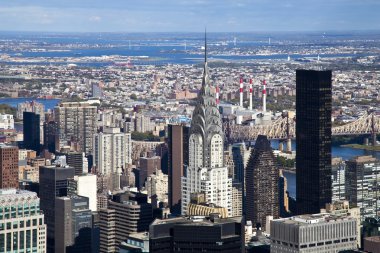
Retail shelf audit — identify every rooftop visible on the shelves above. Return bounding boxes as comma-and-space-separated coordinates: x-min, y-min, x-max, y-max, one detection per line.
274, 213, 355, 226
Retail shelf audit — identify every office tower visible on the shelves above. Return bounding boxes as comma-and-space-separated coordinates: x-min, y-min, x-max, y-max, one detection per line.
43, 121, 57, 153
0, 189, 47, 252
167, 124, 189, 214
55, 101, 97, 153
99, 191, 153, 253
149, 216, 244, 253
138, 156, 161, 189
246, 135, 279, 228
271, 213, 357, 253
134, 114, 155, 133
232, 142, 250, 183
119, 232, 149, 253
296, 70, 332, 215
68, 174, 98, 211
322, 201, 361, 248
23, 112, 41, 154
345, 155, 380, 220
331, 157, 346, 202
231, 182, 243, 217
93, 128, 131, 175
55, 195, 93, 253
146, 169, 168, 205
181, 51, 232, 216
59, 151, 89, 175
0, 114, 14, 129
39, 165, 75, 253
279, 170, 290, 217
0, 144, 19, 189
17, 100, 45, 122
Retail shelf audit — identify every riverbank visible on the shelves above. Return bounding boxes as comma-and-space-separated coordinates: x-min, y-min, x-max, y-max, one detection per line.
341, 144, 380, 151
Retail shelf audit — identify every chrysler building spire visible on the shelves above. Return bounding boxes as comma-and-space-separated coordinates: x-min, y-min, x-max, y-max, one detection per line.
181, 30, 232, 217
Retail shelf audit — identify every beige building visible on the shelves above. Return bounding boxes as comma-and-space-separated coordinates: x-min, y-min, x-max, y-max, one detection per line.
55, 101, 97, 153
146, 169, 168, 206
322, 201, 361, 248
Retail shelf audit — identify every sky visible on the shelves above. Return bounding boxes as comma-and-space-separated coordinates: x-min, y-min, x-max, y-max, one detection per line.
0, 0, 379, 32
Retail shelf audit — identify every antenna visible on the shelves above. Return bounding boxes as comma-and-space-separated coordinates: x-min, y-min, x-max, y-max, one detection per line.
204, 27, 207, 63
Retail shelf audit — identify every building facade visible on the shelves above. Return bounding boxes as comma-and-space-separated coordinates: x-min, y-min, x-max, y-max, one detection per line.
39, 165, 75, 253
0, 114, 14, 129
331, 157, 346, 202
296, 70, 332, 215
345, 155, 380, 220
55, 195, 93, 253
167, 124, 189, 215
246, 135, 279, 228
93, 128, 131, 175
271, 214, 357, 253
99, 191, 153, 253
0, 145, 19, 189
0, 189, 47, 253
181, 56, 232, 216
55, 101, 97, 154
146, 169, 168, 206
23, 112, 41, 154
149, 216, 244, 253
68, 174, 97, 211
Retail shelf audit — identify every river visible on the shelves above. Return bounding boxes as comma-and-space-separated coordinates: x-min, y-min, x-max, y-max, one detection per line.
272, 140, 380, 198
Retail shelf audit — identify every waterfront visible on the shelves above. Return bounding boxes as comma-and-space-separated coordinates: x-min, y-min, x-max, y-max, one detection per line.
0, 98, 60, 110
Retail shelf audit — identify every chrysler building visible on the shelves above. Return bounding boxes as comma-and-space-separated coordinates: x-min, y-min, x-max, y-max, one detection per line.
181, 36, 232, 216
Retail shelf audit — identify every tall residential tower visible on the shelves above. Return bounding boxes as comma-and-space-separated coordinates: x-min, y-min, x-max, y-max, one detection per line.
296, 70, 332, 215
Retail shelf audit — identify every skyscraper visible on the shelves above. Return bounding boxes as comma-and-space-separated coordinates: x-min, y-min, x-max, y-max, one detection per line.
296, 69, 332, 215
0, 189, 47, 253
93, 128, 132, 175
167, 124, 189, 214
345, 155, 380, 221
181, 42, 232, 216
55, 195, 93, 253
55, 101, 97, 154
39, 165, 75, 253
23, 112, 41, 154
43, 120, 57, 153
246, 135, 279, 228
0, 144, 19, 189
99, 191, 153, 253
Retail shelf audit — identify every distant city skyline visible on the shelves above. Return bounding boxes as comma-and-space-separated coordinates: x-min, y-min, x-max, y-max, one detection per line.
0, 0, 379, 32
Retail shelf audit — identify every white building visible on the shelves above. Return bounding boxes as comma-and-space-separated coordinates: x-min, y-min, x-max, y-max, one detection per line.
135, 113, 155, 133
0, 114, 14, 129
271, 214, 358, 253
68, 174, 97, 211
17, 100, 45, 122
181, 57, 232, 217
93, 128, 132, 175
146, 169, 168, 205
0, 189, 46, 252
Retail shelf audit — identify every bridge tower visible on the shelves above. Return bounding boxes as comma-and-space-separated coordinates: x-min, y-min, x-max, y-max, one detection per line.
286, 114, 292, 152
372, 113, 377, 146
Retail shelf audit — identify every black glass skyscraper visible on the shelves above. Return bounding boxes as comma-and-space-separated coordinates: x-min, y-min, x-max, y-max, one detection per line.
23, 111, 41, 154
296, 70, 332, 215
